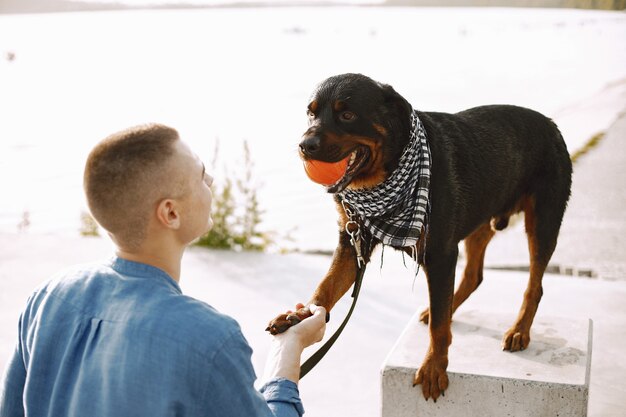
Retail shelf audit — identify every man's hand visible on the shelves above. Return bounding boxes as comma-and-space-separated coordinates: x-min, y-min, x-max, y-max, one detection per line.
280, 304, 326, 349
266, 303, 314, 335
263, 304, 327, 384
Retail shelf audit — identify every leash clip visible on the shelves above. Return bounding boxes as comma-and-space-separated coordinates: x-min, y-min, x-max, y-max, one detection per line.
342, 200, 365, 269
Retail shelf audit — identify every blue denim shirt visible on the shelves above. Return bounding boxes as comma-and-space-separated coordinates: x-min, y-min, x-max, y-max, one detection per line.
0, 257, 304, 417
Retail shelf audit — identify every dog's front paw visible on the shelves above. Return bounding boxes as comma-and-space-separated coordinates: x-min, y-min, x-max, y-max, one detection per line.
502, 327, 531, 352
265, 306, 312, 335
413, 353, 449, 401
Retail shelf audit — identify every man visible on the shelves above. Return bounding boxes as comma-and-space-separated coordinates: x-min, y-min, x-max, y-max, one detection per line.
0, 124, 326, 416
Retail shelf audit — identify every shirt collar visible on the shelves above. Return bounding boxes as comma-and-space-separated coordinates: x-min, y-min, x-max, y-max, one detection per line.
108, 256, 182, 293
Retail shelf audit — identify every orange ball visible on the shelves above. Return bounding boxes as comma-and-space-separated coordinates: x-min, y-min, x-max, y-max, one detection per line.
303, 155, 350, 185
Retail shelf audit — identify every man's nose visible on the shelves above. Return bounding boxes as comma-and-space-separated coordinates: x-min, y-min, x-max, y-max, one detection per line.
299, 136, 322, 158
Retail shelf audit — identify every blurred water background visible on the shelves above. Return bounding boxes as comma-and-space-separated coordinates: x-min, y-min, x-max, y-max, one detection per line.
1, 3, 624, 251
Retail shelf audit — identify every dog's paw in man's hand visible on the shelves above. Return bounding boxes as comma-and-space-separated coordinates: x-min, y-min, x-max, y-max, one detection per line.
266, 303, 314, 335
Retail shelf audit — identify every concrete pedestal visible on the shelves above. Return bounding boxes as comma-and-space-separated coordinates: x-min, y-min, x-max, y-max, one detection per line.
381, 310, 592, 417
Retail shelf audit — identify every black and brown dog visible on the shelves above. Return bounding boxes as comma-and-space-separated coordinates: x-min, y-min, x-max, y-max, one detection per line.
267, 73, 572, 401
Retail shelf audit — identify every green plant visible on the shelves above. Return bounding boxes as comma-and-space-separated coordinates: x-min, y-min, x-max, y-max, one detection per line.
195, 140, 273, 251
571, 131, 605, 164
80, 211, 100, 237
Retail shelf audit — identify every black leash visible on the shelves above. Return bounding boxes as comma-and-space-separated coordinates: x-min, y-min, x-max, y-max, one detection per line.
300, 201, 366, 379
299, 265, 366, 378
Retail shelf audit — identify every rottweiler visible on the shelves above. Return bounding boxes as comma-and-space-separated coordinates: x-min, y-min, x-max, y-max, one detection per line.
267, 73, 572, 401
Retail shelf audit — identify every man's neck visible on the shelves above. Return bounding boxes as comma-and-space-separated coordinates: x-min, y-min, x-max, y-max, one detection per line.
115, 246, 184, 282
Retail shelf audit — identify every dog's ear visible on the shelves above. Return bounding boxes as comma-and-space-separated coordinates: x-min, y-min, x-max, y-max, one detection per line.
381, 83, 412, 118
380, 83, 413, 153
381, 83, 412, 133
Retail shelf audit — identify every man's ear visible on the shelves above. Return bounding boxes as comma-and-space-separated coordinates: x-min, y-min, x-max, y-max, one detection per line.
156, 199, 181, 229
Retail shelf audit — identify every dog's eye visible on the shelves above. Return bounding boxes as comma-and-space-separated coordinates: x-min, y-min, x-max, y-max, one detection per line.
307, 110, 315, 119
340, 111, 356, 122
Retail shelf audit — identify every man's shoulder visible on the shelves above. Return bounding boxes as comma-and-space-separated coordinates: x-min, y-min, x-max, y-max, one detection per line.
36, 258, 120, 289
26, 260, 112, 306
111, 280, 247, 362
155, 295, 244, 348
25, 259, 248, 359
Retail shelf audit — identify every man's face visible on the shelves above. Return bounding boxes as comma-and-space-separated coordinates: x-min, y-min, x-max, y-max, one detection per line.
171, 140, 213, 244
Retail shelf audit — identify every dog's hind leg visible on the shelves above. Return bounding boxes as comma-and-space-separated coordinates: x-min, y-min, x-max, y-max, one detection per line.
453, 223, 495, 313
419, 223, 495, 324
502, 191, 567, 351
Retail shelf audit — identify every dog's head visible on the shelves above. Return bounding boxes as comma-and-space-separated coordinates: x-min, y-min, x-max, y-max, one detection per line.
300, 73, 413, 193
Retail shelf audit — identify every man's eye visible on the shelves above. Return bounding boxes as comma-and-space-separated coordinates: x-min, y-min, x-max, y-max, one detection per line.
340, 111, 356, 121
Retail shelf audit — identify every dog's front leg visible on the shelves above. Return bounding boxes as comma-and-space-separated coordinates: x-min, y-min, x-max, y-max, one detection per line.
266, 207, 373, 335
414, 245, 457, 401
307, 231, 364, 312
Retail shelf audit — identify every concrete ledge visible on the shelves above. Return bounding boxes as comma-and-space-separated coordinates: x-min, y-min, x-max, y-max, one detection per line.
381, 310, 592, 417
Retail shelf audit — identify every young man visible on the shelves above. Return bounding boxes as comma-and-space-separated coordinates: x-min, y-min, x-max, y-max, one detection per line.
0, 124, 326, 417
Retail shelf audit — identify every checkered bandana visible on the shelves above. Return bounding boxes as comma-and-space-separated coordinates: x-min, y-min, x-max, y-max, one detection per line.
338, 110, 431, 248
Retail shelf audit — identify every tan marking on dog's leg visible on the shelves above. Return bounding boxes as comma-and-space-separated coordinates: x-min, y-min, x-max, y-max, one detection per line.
308, 204, 362, 312
453, 223, 495, 312
415, 246, 456, 401
414, 321, 451, 401
503, 196, 554, 351
420, 223, 494, 324
267, 205, 364, 334
267, 242, 358, 334
308, 244, 359, 312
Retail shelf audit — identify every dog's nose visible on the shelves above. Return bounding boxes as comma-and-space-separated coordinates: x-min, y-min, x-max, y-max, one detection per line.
300, 136, 322, 157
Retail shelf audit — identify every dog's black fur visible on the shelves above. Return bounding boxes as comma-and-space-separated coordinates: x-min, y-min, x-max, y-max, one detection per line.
267, 73, 572, 401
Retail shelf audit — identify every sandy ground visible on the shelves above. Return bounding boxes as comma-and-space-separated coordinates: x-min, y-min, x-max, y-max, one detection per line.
1, 233, 626, 416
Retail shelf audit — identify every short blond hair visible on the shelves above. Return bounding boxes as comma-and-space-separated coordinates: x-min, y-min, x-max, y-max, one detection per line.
84, 124, 183, 249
